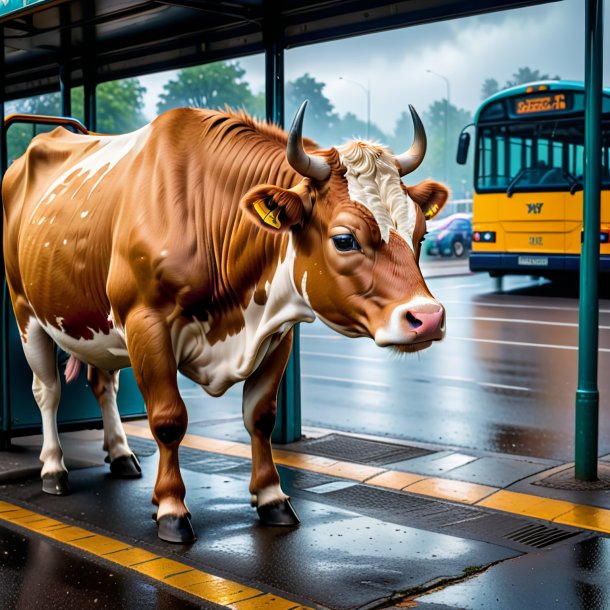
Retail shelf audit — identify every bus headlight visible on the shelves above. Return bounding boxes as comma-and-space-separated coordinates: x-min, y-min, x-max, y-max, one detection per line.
473, 231, 496, 243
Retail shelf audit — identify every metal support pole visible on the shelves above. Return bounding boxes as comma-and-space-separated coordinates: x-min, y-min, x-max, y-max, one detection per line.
575, 0, 603, 481
59, 4, 71, 117
0, 27, 10, 450
264, 1, 301, 444
83, 3, 96, 131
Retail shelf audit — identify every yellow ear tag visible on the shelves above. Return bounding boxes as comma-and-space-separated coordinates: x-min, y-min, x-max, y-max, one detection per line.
253, 199, 282, 229
424, 203, 439, 220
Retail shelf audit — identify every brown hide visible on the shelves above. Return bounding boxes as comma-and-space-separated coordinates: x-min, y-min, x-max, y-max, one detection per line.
3, 108, 306, 345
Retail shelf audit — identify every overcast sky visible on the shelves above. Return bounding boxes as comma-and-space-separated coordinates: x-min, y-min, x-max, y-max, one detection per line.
140, 0, 610, 134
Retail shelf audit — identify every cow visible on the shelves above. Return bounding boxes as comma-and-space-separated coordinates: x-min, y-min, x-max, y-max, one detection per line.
2, 102, 448, 543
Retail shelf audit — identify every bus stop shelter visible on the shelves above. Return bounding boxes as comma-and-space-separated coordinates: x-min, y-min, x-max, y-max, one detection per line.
0, 0, 603, 482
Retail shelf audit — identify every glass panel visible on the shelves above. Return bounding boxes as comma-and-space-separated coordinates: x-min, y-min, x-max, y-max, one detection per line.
141, 57, 265, 122
476, 117, 610, 192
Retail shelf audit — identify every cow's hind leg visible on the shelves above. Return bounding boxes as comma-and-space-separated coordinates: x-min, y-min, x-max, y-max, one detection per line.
125, 308, 194, 543
22, 321, 70, 495
242, 331, 299, 526
88, 367, 141, 478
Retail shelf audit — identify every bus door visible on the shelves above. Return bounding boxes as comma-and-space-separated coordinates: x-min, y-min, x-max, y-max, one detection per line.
497, 129, 568, 263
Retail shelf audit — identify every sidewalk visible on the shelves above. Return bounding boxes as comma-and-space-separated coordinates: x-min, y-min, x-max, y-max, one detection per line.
2, 418, 609, 609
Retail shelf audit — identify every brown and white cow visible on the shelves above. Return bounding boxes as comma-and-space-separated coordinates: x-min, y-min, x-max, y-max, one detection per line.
2, 102, 448, 543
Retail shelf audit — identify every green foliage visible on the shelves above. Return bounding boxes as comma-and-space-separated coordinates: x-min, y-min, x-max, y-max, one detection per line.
5, 79, 147, 161
506, 67, 561, 88
285, 73, 339, 146
481, 78, 500, 101
416, 100, 474, 196
156, 62, 262, 117
481, 67, 562, 101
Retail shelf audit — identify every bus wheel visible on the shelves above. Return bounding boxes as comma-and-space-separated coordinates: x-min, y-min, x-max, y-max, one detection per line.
452, 239, 465, 258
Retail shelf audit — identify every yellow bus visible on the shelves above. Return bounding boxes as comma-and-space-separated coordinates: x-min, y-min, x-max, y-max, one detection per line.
457, 81, 610, 278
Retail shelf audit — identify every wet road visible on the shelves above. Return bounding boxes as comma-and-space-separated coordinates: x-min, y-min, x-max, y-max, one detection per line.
179, 266, 610, 463
298, 270, 610, 462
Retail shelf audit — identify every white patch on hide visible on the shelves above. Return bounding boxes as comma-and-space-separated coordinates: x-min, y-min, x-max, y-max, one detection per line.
28, 125, 152, 225
174, 238, 315, 396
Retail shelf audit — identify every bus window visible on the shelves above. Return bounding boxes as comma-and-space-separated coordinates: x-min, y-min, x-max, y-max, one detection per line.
476, 118, 609, 193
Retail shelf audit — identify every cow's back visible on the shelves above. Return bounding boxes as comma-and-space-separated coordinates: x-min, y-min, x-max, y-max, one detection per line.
3, 124, 151, 340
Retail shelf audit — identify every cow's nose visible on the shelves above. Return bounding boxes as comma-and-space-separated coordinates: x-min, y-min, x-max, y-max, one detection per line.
405, 306, 445, 342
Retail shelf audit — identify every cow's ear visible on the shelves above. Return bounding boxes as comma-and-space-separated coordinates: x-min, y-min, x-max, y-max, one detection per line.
241, 181, 312, 233
408, 179, 450, 220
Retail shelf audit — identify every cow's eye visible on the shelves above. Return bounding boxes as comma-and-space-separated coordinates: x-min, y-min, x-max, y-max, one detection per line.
420, 232, 428, 244
332, 234, 360, 252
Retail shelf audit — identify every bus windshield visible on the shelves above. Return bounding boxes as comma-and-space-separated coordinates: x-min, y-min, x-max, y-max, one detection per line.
476, 117, 610, 193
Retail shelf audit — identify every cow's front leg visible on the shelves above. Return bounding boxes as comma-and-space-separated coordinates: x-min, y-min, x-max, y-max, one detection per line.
125, 308, 194, 543
87, 366, 141, 478
242, 330, 300, 526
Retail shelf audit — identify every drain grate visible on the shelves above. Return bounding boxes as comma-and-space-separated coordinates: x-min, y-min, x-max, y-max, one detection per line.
504, 523, 579, 548
320, 483, 487, 528
127, 436, 158, 458
284, 434, 433, 466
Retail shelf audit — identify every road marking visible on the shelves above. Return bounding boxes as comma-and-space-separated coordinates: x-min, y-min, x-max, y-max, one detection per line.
302, 373, 390, 389
443, 299, 610, 315
436, 282, 485, 290
451, 316, 610, 330
301, 357, 533, 392
0, 500, 311, 610
122, 424, 610, 536
451, 335, 610, 352
301, 351, 384, 363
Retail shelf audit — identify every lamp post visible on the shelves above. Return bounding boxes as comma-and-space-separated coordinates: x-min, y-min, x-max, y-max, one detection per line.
339, 76, 371, 140
426, 69, 451, 183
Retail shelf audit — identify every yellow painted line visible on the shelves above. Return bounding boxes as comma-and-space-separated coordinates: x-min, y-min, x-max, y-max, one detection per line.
0, 500, 312, 610
405, 477, 497, 505
122, 423, 610, 534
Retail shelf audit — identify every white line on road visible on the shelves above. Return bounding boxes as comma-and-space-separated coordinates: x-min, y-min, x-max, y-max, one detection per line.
302, 351, 383, 363
436, 282, 485, 290
301, 373, 390, 389
443, 299, 610, 314
450, 316, 610, 330
452, 335, 610, 352
302, 356, 534, 392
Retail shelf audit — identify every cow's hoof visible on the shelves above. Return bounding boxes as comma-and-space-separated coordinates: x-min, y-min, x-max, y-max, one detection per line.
42, 472, 71, 495
257, 499, 300, 526
157, 515, 196, 544
110, 454, 142, 478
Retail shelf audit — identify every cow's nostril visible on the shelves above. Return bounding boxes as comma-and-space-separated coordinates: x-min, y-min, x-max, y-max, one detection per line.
406, 311, 423, 330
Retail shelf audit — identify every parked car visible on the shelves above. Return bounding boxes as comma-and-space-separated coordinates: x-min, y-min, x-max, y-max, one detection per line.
424, 213, 472, 258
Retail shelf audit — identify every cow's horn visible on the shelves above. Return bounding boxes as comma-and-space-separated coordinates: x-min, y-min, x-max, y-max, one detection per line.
287, 101, 331, 181
395, 105, 427, 177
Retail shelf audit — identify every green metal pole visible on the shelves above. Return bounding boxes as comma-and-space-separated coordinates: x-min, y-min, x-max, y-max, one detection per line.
0, 26, 10, 450
575, 0, 603, 481
264, 1, 301, 444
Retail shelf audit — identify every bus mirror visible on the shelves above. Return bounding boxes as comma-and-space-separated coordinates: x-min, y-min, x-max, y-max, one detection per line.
456, 132, 470, 165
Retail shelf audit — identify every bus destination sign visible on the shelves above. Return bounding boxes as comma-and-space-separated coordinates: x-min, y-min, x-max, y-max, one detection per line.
512, 92, 572, 116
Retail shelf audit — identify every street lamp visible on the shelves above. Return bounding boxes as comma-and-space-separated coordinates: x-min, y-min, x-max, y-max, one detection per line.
339, 76, 371, 140
426, 69, 451, 183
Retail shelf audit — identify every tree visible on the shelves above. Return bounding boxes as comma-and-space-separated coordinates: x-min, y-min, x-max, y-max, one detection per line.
481, 78, 500, 101
505, 67, 561, 88
396, 100, 473, 196
334, 111, 389, 145
5, 78, 147, 161
285, 73, 339, 146
156, 62, 259, 116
